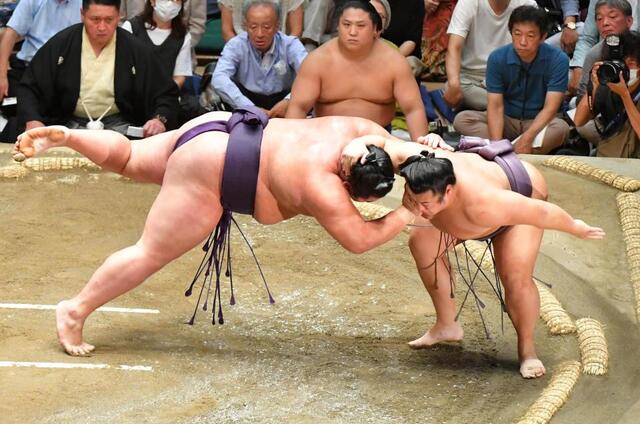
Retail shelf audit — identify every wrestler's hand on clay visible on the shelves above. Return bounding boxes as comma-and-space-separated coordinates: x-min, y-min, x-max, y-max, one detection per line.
572, 219, 606, 240
416, 133, 454, 151
13, 125, 70, 162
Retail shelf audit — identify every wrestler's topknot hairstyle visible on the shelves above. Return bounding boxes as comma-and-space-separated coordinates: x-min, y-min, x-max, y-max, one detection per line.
399, 151, 456, 197
349, 145, 395, 198
335, 0, 383, 32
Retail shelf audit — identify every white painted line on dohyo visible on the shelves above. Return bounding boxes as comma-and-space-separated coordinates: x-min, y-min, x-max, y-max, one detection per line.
0, 361, 153, 372
0, 303, 160, 314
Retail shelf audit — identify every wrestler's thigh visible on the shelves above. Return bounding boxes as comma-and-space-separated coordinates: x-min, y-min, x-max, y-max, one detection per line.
522, 161, 548, 201
125, 132, 179, 183
124, 112, 233, 184
409, 221, 455, 266
137, 141, 225, 262
492, 224, 543, 286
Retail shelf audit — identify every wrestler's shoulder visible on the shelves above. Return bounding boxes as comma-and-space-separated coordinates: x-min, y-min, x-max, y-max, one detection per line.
305, 40, 338, 64
376, 40, 406, 59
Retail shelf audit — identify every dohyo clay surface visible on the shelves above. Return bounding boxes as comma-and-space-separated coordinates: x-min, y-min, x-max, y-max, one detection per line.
1, 145, 639, 423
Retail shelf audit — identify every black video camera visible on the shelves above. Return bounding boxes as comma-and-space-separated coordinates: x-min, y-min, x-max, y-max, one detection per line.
596, 34, 630, 84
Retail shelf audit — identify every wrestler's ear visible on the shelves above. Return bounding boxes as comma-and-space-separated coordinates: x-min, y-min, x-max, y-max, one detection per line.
442, 185, 453, 202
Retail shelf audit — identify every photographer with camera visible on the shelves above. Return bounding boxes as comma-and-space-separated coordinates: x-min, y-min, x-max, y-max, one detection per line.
574, 30, 640, 157
574, 0, 634, 103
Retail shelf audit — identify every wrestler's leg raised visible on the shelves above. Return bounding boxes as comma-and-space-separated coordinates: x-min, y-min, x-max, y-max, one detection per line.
492, 225, 545, 379
13, 112, 233, 184
13, 126, 174, 184
408, 223, 464, 348
56, 137, 227, 355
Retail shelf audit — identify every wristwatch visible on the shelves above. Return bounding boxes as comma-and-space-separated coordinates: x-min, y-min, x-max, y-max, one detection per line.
153, 114, 168, 125
563, 21, 577, 30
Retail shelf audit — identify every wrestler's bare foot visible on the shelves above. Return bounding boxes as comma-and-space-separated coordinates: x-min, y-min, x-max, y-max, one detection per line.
56, 300, 95, 356
408, 321, 464, 348
520, 357, 546, 379
13, 125, 70, 162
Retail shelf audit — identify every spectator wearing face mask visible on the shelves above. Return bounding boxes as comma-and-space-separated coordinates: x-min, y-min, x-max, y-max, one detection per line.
123, 0, 205, 123
122, 0, 193, 89
120, 0, 205, 70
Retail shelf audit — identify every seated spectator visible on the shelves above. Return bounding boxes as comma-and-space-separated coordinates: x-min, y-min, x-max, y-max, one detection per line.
211, 0, 306, 117
219, 0, 302, 42
122, 0, 193, 89
383, 0, 424, 58
18, 0, 179, 136
370, 0, 426, 79
570, 0, 634, 146
369, 0, 426, 135
454, 5, 569, 154
537, 0, 584, 55
371, 0, 416, 57
300, 0, 333, 51
286, 0, 429, 140
123, 0, 203, 123
569, 0, 636, 96
575, 0, 634, 102
443, 0, 536, 111
573, 30, 640, 158
0, 0, 82, 141
421, 0, 457, 81
120, 0, 206, 69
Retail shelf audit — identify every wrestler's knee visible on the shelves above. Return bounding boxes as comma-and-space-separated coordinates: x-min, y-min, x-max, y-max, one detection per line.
133, 240, 177, 270
500, 272, 537, 295
408, 229, 421, 250
408, 226, 436, 256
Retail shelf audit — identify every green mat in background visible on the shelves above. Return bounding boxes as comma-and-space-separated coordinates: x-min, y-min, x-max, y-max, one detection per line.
196, 18, 225, 54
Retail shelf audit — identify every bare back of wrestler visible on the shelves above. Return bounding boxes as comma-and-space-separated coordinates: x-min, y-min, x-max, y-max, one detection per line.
12, 111, 423, 356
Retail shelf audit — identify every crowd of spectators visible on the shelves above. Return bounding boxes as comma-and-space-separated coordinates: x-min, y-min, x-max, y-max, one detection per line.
0, 0, 638, 158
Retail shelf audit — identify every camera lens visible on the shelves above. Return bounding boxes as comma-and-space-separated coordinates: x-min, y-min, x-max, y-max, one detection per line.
596, 60, 629, 84
597, 63, 619, 84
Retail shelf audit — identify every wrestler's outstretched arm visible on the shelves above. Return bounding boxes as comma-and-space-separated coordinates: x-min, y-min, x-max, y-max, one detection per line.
308, 180, 420, 253
481, 190, 606, 239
